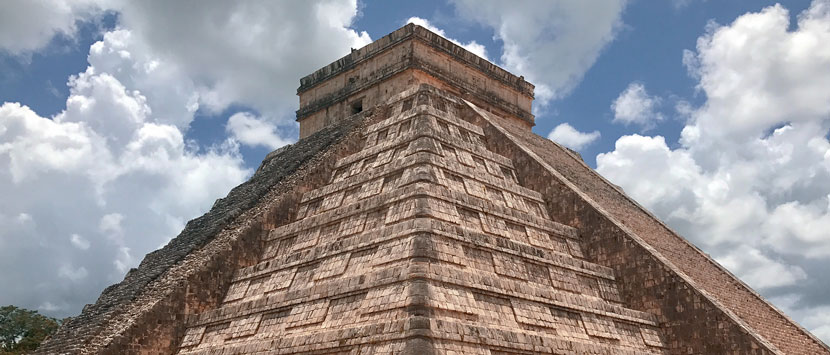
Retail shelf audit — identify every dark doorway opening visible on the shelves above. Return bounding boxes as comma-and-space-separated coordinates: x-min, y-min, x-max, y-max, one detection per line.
350, 100, 363, 114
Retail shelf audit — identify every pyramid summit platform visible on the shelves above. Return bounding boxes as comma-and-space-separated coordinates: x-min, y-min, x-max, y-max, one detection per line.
38, 23, 830, 355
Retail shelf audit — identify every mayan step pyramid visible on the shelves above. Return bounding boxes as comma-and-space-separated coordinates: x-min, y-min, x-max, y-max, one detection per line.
38, 24, 829, 355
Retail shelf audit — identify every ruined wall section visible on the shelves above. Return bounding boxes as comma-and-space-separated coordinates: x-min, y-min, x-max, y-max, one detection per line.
468, 102, 830, 354
36, 110, 371, 354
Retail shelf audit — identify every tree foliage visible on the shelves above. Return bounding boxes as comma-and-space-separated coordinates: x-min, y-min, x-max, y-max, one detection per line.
0, 306, 59, 354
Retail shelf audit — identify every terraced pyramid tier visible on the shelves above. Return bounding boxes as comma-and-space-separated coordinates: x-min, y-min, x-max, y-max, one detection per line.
176, 88, 668, 355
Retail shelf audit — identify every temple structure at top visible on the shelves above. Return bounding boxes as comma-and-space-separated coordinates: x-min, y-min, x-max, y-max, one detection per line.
37, 23, 829, 355
296, 24, 534, 138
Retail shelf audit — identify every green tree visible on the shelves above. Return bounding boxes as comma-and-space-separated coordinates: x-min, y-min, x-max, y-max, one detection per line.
0, 306, 59, 354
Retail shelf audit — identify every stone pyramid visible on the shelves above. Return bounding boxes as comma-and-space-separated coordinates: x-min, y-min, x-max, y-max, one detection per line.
38, 24, 830, 355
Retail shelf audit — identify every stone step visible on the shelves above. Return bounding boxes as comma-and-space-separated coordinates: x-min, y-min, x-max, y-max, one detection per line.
185, 234, 655, 333
305, 151, 544, 214
253, 192, 599, 280
335, 111, 514, 174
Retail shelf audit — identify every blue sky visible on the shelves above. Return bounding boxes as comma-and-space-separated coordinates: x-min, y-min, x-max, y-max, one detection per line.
1, 0, 829, 343
1, 1, 815, 169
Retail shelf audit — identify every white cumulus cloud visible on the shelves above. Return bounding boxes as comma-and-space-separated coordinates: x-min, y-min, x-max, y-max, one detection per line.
112, 1, 372, 120
0, 0, 105, 55
70, 234, 90, 250
406, 17, 489, 60
611, 82, 664, 129
0, 0, 376, 318
0, 90, 249, 316
226, 112, 291, 150
58, 264, 88, 281
547, 123, 601, 151
597, 0, 830, 341
717, 245, 807, 289
450, 0, 628, 104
